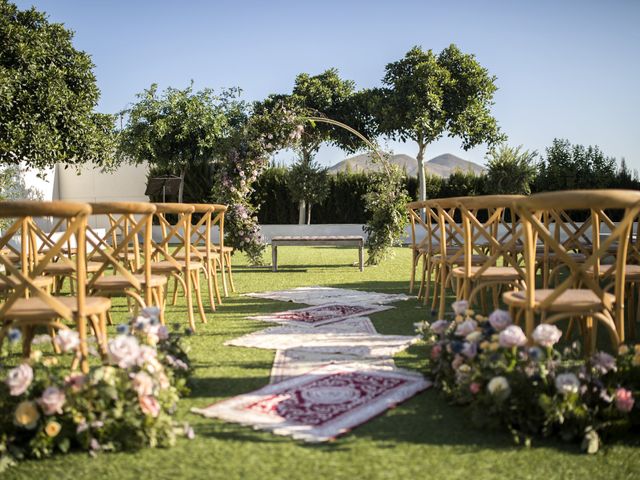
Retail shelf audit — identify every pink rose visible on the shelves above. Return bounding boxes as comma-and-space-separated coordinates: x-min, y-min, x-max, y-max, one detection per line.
455, 319, 477, 337
461, 342, 478, 359
431, 344, 442, 360
532, 324, 562, 348
64, 373, 87, 393
451, 300, 469, 316
139, 395, 161, 417
131, 371, 154, 397
499, 325, 528, 348
451, 354, 465, 370
430, 320, 449, 335
615, 388, 635, 413
6, 364, 33, 396
469, 382, 481, 394
37, 386, 66, 415
488, 310, 512, 331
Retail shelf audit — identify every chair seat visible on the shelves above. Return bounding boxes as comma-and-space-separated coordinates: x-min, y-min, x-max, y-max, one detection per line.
0, 275, 55, 291
201, 245, 233, 254
92, 273, 168, 290
535, 252, 587, 263
452, 266, 521, 280
43, 261, 103, 274
4, 296, 111, 321
585, 264, 640, 280
432, 254, 488, 265
150, 260, 203, 273
503, 288, 614, 311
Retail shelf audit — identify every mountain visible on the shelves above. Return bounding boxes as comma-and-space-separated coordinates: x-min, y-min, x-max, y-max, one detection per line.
327, 153, 485, 177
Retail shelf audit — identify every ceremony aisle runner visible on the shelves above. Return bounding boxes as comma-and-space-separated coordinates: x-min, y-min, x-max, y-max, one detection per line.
192, 287, 430, 442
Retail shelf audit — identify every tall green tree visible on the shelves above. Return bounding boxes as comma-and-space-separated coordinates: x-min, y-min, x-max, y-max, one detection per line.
485, 144, 537, 194
375, 45, 505, 202
118, 84, 242, 202
0, 0, 115, 169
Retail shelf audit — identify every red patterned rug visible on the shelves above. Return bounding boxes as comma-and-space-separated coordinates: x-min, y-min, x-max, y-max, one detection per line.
249, 303, 392, 327
191, 363, 430, 442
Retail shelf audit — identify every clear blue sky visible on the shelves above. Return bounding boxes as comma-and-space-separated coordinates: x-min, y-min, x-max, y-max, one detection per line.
15, 0, 640, 169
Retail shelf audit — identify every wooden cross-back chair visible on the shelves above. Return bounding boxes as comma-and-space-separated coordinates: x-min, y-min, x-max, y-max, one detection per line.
0, 201, 110, 372
504, 189, 640, 352
451, 195, 526, 310
150, 203, 206, 331
87, 202, 167, 323
407, 200, 437, 295
206, 204, 232, 296
428, 197, 491, 318
173, 204, 219, 312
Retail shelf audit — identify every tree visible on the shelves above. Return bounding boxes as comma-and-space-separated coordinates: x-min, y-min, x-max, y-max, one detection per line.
258, 69, 355, 223
375, 45, 505, 202
118, 84, 242, 202
286, 160, 329, 224
485, 144, 537, 194
0, 0, 115, 169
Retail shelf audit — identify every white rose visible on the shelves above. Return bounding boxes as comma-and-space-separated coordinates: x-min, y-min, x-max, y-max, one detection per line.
430, 320, 450, 335
108, 335, 141, 369
54, 329, 80, 353
6, 363, 34, 396
487, 376, 511, 400
455, 319, 478, 337
498, 325, 528, 348
532, 324, 563, 348
488, 309, 512, 331
555, 372, 580, 395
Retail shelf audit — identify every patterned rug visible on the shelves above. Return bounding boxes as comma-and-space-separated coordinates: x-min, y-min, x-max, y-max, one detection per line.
246, 286, 411, 306
191, 363, 430, 442
248, 303, 392, 327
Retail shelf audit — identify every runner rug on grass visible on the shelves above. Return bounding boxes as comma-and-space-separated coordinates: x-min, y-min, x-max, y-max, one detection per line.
248, 303, 392, 327
246, 286, 411, 306
191, 363, 431, 442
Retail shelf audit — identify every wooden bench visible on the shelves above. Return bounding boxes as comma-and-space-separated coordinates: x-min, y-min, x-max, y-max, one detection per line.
271, 235, 364, 272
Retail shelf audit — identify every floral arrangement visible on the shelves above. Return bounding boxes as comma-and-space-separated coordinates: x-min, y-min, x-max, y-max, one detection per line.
420, 300, 639, 453
0, 307, 193, 470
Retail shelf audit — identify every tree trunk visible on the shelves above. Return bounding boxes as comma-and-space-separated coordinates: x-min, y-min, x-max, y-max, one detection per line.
298, 199, 306, 225
178, 166, 187, 203
306, 204, 311, 225
416, 143, 426, 203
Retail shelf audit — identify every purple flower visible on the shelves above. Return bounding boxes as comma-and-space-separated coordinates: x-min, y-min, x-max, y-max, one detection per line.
499, 325, 527, 348
6, 364, 33, 396
488, 310, 511, 331
591, 351, 617, 374
532, 324, 562, 348
461, 342, 478, 359
455, 319, 477, 337
430, 319, 449, 335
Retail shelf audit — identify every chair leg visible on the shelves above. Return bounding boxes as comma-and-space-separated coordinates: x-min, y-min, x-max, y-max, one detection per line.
226, 252, 235, 293
171, 275, 180, 306
410, 249, 417, 293
193, 270, 207, 324
205, 260, 216, 312
184, 271, 196, 332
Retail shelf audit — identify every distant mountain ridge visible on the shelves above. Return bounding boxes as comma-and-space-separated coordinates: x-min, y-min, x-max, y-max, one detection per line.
327, 152, 485, 177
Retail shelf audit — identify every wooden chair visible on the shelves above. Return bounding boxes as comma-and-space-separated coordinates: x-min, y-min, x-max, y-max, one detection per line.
503, 189, 640, 351
87, 202, 167, 323
0, 201, 110, 372
430, 197, 489, 318
150, 203, 207, 331
451, 195, 526, 310
407, 200, 434, 294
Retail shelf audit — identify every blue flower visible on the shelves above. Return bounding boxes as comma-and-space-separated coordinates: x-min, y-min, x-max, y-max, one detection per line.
116, 324, 130, 335
450, 341, 464, 354
8, 328, 21, 343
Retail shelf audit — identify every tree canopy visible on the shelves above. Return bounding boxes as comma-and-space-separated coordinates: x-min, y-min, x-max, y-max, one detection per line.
374, 44, 505, 201
0, 0, 115, 169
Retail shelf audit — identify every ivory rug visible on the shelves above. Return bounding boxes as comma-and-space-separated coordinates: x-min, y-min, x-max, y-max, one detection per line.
192, 363, 430, 442
246, 286, 411, 306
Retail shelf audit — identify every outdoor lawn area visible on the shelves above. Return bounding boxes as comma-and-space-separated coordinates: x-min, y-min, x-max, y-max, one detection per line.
4, 247, 639, 480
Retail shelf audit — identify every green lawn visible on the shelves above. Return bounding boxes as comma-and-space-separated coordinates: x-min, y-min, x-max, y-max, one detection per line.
5, 247, 640, 480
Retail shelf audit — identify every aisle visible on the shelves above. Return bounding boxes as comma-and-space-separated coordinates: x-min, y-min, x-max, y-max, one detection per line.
192, 287, 431, 442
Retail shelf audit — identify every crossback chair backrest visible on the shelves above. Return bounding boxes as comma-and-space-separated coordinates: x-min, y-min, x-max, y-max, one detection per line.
407, 200, 441, 256
0, 201, 91, 321
190, 202, 227, 251
515, 190, 640, 341
431, 197, 467, 264
151, 203, 196, 269
87, 202, 156, 303
457, 195, 526, 279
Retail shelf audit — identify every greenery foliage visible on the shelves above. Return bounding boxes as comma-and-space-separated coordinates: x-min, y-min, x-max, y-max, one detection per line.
286, 160, 329, 224
0, 0, 115, 169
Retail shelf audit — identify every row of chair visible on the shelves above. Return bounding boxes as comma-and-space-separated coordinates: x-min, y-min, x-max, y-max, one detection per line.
408, 190, 640, 351
0, 200, 233, 372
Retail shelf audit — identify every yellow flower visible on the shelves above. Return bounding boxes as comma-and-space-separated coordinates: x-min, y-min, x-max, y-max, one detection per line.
466, 309, 475, 317
45, 420, 62, 437
454, 315, 464, 323
634, 344, 640, 354
73, 413, 86, 424
480, 341, 491, 351
632, 354, 640, 367
618, 345, 629, 356
42, 356, 59, 367
475, 314, 487, 323
489, 342, 500, 352
15, 401, 40, 429
30, 350, 43, 363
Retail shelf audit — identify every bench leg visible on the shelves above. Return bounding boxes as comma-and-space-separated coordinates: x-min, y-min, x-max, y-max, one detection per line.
272, 245, 278, 272
359, 244, 364, 272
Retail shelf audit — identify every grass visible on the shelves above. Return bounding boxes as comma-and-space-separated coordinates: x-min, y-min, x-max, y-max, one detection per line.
4, 246, 640, 480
